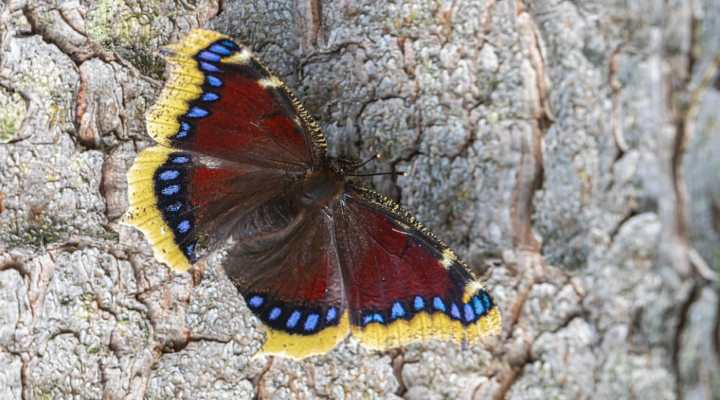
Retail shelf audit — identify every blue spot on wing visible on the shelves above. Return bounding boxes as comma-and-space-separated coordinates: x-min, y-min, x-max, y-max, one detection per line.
197, 50, 221, 62
177, 220, 191, 233
268, 307, 282, 321
220, 39, 240, 50
248, 295, 264, 309
171, 155, 190, 164
186, 106, 208, 118
206, 75, 222, 87
199, 61, 220, 73
165, 201, 183, 212
371, 313, 384, 324
175, 122, 191, 139
201, 92, 220, 102
287, 310, 301, 329
463, 303, 475, 322
391, 302, 405, 319
450, 303, 461, 320
481, 291, 492, 310
326, 307, 337, 323
208, 43, 232, 56
362, 314, 373, 326
413, 296, 425, 311
304, 313, 320, 332
161, 184, 180, 196
433, 297, 446, 312
185, 242, 196, 260
472, 295, 485, 316
159, 170, 180, 181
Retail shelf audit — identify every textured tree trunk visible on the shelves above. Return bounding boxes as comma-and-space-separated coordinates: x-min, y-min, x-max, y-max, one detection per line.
1, 0, 719, 399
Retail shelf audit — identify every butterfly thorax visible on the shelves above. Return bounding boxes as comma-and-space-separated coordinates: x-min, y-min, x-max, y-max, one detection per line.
299, 167, 345, 208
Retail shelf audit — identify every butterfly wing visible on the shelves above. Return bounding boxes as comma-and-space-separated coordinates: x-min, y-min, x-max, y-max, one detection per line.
333, 185, 501, 349
126, 29, 325, 270
222, 202, 349, 358
146, 29, 326, 168
125, 146, 290, 270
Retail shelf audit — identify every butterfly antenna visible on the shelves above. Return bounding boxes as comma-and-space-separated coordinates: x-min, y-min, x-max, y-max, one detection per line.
347, 170, 406, 178
350, 153, 382, 172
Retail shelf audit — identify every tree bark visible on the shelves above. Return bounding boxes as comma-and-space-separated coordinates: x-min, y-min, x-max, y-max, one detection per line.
1, 0, 719, 399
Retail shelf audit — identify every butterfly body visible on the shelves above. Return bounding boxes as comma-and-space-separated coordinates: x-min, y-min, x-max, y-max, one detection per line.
298, 167, 346, 208
125, 29, 501, 359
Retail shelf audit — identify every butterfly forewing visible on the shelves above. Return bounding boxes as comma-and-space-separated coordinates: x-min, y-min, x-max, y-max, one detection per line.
146, 29, 325, 169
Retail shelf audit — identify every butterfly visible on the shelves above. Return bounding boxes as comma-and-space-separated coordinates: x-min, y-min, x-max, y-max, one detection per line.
124, 29, 501, 359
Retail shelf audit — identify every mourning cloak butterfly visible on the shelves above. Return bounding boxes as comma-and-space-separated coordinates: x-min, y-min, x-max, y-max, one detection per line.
125, 29, 501, 358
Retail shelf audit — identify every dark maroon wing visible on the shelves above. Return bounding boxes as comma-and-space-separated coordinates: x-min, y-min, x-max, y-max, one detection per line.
222, 202, 349, 358
145, 29, 326, 170
332, 185, 501, 349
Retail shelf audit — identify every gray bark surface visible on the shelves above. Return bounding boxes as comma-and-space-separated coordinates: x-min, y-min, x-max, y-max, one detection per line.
1, 0, 719, 399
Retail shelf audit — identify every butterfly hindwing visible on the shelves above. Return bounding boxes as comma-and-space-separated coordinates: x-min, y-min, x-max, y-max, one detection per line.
223, 203, 349, 358
333, 185, 501, 349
